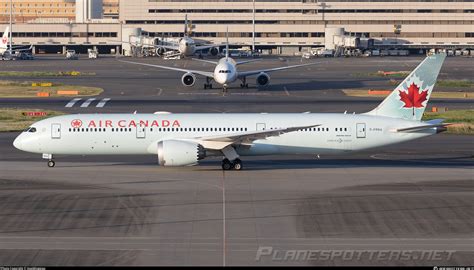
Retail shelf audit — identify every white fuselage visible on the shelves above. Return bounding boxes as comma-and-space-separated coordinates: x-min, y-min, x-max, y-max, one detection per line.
213, 58, 238, 85
13, 113, 435, 157
178, 37, 196, 56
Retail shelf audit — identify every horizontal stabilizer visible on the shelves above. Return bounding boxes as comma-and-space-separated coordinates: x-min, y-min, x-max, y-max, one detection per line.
391, 123, 450, 133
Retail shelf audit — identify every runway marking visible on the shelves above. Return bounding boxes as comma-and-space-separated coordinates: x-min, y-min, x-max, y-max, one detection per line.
222, 172, 227, 267
80, 98, 96, 108
178, 92, 219, 96
230, 92, 271, 96
95, 98, 111, 108
65, 98, 82, 108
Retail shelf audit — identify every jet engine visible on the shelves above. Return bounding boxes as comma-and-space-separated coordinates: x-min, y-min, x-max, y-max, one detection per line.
181, 73, 196, 87
157, 140, 206, 166
210, 47, 219, 56
155, 47, 166, 55
256, 72, 270, 86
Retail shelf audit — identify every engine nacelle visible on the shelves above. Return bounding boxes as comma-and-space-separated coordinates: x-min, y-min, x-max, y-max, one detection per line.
157, 140, 206, 166
210, 47, 219, 56
181, 72, 196, 87
256, 72, 270, 86
155, 47, 166, 55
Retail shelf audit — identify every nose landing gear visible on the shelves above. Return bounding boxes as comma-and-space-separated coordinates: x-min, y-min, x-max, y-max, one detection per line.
47, 160, 56, 168
43, 153, 55, 168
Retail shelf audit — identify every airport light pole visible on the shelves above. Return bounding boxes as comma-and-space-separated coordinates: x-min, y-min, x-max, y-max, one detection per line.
9, 0, 12, 52
252, 0, 255, 53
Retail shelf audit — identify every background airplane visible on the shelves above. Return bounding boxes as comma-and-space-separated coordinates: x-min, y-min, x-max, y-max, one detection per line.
119, 32, 317, 91
0, 26, 32, 58
118, 15, 221, 58
13, 54, 447, 170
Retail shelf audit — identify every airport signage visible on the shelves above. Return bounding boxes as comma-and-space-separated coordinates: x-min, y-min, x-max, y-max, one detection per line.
22, 111, 48, 117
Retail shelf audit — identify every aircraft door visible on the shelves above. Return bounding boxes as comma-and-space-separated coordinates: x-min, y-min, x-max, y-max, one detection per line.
136, 126, 146, 139
256, 123, 266, 131
356, 123, 366, 138
51, 123, 61, 139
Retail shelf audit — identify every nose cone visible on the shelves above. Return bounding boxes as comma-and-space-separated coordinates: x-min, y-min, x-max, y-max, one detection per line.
13, 135, 22, 150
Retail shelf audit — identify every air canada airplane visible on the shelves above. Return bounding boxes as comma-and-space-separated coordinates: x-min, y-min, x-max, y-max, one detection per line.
14, 54, 447, 170
120, 27, 317, 92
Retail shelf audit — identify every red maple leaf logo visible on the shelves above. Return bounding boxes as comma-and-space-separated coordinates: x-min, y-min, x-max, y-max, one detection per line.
71, 119, 82, 128
398, 82, 428, 108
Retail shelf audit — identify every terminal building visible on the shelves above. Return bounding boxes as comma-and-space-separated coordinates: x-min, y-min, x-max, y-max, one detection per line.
0, 0, 472, 55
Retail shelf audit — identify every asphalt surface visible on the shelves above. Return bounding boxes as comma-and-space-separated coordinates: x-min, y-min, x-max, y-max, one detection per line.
0, 55, 472, 113
0, 55, 472, 266
0, 132, 473, 266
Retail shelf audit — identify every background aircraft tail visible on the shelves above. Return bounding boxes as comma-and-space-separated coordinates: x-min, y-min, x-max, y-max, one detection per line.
365, 53, 446, 121
1, 26, 9, 49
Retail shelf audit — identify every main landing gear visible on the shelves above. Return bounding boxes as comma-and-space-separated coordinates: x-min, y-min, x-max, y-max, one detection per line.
240, 77, 249, 88
221, 158, 243, 171
204, 77, 213, 89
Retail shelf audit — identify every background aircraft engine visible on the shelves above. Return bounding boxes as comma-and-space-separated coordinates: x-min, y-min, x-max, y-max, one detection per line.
157, 140, 206, 166
256, 73, 270, 86
210, 47, 219, 56
181, 73, 196, 87
155, 47, 166, 55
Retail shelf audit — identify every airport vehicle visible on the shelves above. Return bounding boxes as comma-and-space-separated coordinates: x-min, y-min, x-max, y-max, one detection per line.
66, 50, 78, 60
13, 54, 448, 171
0, 27, 32, 59
88, 49, 99, 59
119, 36, 316, 92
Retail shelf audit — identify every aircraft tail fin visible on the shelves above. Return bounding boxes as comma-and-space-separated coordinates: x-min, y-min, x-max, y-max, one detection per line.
365, 53, 446, 121
1, 26, 9, 49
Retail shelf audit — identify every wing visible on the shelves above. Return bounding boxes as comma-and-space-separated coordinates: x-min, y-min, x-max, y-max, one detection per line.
13, 46, 33, 52
108, 40, 179, 50
194, 44, 221, 51
238, 61, 318, 77
192, 58, 218, 65
195, 124, 321, 150
235, 59, 262, 66
118, 60, 214, 78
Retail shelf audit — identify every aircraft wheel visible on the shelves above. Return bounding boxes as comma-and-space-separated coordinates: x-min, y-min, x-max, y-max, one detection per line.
222, 159, 233, 171
204, 84, 207, 89
209, 84, 213, 89
233, 159, 243, 171
47, 160, 55, 168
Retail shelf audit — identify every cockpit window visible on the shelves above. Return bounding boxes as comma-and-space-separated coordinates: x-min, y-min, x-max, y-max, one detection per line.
219, 70, 231, 73
24, 127, 37, 133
